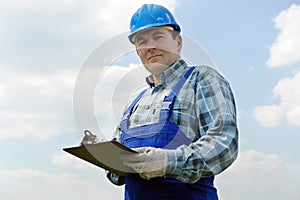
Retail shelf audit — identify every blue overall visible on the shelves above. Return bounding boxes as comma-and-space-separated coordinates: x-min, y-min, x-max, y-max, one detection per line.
120, 67, 218, 200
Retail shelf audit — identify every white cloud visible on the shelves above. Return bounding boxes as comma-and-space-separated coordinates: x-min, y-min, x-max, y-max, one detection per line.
266, 4, 300, 67
0, 67, 76, 140
0, 62, 148, 140
0, 0, 178, 36
0, 0, 180, 140
253, 71, 300, 127
253, 105, 282, 127
0, 0, 179, 71
71, 63, 149, 140
0, 169, 124, 200
216, 149, 300, 200
3, 150, 300, 200
52, 153, 94, 169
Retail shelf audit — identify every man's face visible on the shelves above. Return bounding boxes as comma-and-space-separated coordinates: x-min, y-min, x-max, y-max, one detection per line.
134, 27, 182, 77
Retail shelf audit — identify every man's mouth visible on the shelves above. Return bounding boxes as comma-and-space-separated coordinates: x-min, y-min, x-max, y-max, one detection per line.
148, 54, 161, 61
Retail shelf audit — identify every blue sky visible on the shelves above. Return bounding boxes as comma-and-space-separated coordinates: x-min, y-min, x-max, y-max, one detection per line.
1, 0, 300, 199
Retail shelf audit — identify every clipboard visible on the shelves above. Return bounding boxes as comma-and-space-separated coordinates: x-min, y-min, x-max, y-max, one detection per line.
63, 140, 137, 176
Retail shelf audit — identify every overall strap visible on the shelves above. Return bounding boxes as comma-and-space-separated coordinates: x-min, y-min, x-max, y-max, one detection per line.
159, 67, 195, 121
120, 89, 147, 129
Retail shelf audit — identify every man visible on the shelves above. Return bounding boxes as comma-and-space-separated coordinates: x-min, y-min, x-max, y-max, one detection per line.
107, 4, 238, 200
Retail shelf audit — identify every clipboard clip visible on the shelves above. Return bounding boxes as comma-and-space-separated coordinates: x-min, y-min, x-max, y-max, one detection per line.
80, 130, 100, 145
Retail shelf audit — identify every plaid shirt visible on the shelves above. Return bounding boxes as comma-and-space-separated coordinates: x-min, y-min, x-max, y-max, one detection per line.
112, 59, 238, 184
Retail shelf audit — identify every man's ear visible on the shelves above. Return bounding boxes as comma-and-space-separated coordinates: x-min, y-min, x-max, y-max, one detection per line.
176, 35, 182, 52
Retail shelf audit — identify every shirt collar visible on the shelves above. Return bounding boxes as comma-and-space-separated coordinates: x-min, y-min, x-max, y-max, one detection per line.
145, 59, 188, 88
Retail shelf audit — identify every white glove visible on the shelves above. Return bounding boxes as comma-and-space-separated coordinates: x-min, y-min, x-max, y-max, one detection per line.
120, 147, 168, 180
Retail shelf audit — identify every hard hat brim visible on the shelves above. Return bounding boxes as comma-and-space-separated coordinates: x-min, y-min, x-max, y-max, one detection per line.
128, 24, 180, 44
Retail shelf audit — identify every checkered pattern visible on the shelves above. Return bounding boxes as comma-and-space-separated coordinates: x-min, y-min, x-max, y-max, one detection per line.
113, 59, 238, 183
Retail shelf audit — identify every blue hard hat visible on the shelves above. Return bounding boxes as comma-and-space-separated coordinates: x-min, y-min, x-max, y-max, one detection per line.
128, 4, 181, 43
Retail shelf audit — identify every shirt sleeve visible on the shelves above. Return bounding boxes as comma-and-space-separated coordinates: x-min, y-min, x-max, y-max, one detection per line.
165, 66, 239, 183
106, 170, 125, 186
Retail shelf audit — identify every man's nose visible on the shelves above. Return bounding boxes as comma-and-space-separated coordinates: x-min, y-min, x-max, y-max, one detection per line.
145, 38, 158, 50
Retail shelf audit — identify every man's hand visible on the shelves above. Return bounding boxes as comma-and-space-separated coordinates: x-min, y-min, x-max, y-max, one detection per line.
120, 147, 168, 180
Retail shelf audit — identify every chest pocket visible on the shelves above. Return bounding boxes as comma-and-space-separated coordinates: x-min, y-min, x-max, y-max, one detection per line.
172, 99, 190, 110
170, 83, 195, 110
171, 88, 195, 112
170, 97, 198, 141
170, 98, 191, 122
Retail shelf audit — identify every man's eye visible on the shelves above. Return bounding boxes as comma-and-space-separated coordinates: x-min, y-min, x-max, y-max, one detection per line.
137, 40, 146, 46
153, 35, 163, 40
